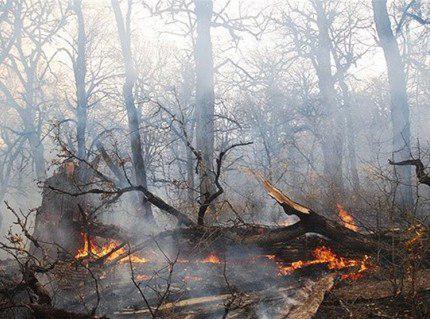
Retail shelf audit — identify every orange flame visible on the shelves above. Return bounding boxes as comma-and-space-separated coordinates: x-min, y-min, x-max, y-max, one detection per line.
336, 204, 358, 232
202, 254, 221, 264
277, 246, 369, 280
75, 232, 148, 264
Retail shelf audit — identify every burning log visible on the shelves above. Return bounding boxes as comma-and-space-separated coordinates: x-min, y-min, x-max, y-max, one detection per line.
260, 178, 393, 256
275, 246, 370, 281
336, 203, 358, 232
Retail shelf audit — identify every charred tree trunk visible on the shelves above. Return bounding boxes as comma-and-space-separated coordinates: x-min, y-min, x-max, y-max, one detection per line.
31, 164, 86, 258
73, 0, 88, 160
372, 0, 413, 213
111, 0, 154, 223
194, 0, 216, 226
313, 0, 343, 207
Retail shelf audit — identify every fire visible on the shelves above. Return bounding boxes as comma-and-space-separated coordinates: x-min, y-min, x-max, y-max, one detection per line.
121, 255, 150, 264
75, 232, 98, 259
75, 232, 148, 264
336, 203, 358, 232
277, 246, 370, 280
265, 254, 276, 260
202, 254, 221, 264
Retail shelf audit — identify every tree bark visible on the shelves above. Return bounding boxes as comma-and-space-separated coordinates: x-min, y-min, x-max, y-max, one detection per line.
111, 0, 154, 223
372, 0, 413, 212
194, 0, 216, 226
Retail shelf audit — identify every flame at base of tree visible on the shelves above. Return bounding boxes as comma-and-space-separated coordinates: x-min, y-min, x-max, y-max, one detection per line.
277, 246, 370, 280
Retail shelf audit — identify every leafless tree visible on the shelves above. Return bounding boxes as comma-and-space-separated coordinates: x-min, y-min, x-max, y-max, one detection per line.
111, 0, 154, 223
373, 0, 413, 213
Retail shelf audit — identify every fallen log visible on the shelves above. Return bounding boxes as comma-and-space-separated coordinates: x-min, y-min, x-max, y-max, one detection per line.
113, 274, 336, 319
261, 179, 393, 256
51, 171, 401, 271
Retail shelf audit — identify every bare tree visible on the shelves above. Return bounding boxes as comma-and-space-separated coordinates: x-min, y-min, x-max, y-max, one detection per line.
0, 0, 67, 181
194, 0, 216, 225
274, 0, 348, 208
372, 0, 413, 212
73, 0, 89, 160
111, 0, 154, 223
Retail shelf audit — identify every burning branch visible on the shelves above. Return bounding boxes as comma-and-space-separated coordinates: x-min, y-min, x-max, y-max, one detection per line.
336, 203, 358, 232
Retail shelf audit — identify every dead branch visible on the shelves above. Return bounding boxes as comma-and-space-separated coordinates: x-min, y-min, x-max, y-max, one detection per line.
197, 141, 253, 225
389, 158, 430, 187
49, 184, 195, 227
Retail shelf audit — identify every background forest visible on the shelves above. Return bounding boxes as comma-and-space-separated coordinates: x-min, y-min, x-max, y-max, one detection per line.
1, 0, 429, 231
1, 0, 430, 318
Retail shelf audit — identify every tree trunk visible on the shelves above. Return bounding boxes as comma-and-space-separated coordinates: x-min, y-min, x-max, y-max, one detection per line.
28, 131, 46, 181
313, 0, 344, 207
111, 0, 154, 223
372, 0, 413, 212
339, 80, 360, 191
194, 0, 215, 226
73, 0, 88, 160
21, 88, 46, 181
186, 132, 195, 206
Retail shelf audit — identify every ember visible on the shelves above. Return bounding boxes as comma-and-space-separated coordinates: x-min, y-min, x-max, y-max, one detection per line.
336, 203, 358, 232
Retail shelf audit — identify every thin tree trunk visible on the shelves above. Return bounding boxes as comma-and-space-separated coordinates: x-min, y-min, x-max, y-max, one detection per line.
372, 0, 413, 212
22, 78, 46, 181
346, 112, 360, 192
73, 0, 88, 160
186, 124, 196, 207
111, 0, 154, 223
313, 0, 344, 207
339, 80, 360, 191
29, 132, 46, 181
194, 0, 215, 225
